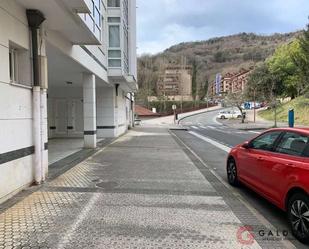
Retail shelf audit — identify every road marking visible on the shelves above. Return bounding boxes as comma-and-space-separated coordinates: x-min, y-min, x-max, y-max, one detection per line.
248, 131, 262, 134
212, 115, 223, 125
188, 131, 231, 153
207, 125, 216, 129
191, 126, 200, 130
200, 125, 208, 129
57, 194, 100, 249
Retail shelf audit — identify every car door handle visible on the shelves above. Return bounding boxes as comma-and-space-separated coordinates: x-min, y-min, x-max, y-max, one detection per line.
286, 163, 295, 167
257, 157, 264, 161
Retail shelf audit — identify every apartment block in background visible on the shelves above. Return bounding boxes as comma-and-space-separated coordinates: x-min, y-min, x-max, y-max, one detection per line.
156, 65, 193, 101
209, 69, 251, 97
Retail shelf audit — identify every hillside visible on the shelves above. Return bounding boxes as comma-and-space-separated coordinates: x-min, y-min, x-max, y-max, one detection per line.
259, 96, 309, 126
137, 32, 301, 103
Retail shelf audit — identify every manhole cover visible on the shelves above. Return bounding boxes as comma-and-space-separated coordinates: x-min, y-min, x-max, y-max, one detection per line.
96, 181, 118, 189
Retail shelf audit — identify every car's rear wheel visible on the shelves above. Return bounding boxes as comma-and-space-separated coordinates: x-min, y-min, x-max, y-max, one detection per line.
237, 115, 242, 119
288, 192, 309, 244
227, 157, 239, 186
221, 115, 226, 119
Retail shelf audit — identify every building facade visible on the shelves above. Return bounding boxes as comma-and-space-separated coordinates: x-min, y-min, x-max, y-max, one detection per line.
209, 69, 251, 97
0, 0, 137, 203
156, 65, 192, 101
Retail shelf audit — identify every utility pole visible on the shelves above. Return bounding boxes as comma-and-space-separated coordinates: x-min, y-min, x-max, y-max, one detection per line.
163, 58, 166, 112
253, 88, 256, 123
274, 99, 277, 127
146, 58, 152, 110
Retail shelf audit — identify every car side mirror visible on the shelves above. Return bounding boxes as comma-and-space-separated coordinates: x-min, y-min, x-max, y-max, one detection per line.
242, 141, 250, 149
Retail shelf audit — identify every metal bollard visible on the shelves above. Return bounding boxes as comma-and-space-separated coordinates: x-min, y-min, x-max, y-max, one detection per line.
288, 108, 294, 128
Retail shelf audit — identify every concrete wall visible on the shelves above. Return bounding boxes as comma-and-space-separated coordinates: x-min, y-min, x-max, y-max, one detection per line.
96, 86, 129, 138
0, 1, 35, 203
97, 86, 116, 137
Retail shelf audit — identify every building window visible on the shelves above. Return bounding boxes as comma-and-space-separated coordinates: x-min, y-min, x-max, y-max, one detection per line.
108, 50, 121, 67
108, 17, 121, 23
9, 49, 18, 83
108, 50, 121, 58
94, 0, 101, 9
108, 0, 120, 7
79, 0, 104, 41
109, 25, 120, 47
108, 59, 121, 67
94, 7, 101, 26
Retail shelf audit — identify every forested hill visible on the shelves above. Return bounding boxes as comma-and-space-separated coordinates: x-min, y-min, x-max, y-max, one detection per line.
137, 31, 301, 101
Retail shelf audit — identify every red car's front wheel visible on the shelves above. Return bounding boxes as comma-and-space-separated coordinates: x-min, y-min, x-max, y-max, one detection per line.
227, 157, 239, 186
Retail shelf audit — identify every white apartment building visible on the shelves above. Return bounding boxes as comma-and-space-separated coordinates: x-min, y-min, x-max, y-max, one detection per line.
0, 0, 137, 203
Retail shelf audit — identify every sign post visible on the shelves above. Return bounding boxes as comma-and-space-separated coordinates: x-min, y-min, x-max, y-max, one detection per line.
172, 104, 177, 124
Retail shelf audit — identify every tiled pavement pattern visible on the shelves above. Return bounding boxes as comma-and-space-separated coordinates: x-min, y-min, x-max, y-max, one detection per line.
0, 127, 289, 249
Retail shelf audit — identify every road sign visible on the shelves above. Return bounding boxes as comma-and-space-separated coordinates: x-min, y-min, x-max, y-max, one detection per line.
172, 104, 177, 110
244, 102, 251, 109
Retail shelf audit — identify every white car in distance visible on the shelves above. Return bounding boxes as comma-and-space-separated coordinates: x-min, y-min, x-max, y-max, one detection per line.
217, 110, 242, 119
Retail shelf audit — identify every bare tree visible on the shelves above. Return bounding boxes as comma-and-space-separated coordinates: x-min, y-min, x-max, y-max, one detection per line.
225, 92, 246, 123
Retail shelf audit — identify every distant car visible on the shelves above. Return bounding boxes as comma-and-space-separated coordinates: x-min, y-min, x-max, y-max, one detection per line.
217, 110, 242, 119
134, 114, 141, 126
227, 128, 309, 243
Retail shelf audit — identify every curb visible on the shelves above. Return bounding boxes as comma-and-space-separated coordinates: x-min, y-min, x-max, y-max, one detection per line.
177, 107, 223, 124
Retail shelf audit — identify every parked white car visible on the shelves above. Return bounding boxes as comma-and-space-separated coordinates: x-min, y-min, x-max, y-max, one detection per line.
217, 110, 242, 119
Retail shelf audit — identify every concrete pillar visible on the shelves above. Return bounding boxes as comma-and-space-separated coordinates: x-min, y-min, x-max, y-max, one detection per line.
83, 73, 97, 148
33, 86, 42, 184
40, 89, 48, 180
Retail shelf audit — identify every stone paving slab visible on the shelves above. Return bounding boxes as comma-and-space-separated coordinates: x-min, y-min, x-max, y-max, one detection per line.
0, 127, 268, 249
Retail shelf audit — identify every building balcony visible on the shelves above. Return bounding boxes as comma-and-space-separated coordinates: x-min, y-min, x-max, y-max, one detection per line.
17, 0, 101, 45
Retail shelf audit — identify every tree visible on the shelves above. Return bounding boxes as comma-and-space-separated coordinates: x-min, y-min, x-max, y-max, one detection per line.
267, 40, 302, 98
291, 20, 309, 94
246, 63, 283, 101
246, 63, 281, 127
226, 92, 246, 123
213, 51, 229, 63
191, 59, 197, 99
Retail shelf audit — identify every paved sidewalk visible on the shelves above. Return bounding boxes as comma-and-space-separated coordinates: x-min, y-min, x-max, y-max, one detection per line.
0, 127, 265, 249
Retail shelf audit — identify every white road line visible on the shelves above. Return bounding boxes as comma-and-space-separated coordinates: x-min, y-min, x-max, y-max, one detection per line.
200, 125, 208, 129
248, 131, 262, 134
207, 125, 216, 129
212, 116, 223, 125
57, 194, 99, 249
189, 131, 231, 153
191, 126, 200, 130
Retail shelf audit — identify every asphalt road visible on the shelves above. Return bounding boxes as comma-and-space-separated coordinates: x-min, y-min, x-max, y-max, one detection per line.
174, 108, 307, 249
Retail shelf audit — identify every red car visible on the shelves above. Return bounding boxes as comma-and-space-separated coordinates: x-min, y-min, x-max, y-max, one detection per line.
227, 128, 309, 243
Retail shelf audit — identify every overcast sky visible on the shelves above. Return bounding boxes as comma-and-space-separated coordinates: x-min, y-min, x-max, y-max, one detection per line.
137, 0, 309, 55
